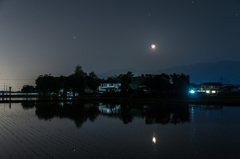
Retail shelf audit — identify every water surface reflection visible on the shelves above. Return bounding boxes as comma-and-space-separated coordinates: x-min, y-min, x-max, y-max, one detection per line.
22, 102, 191, 127
0, 102, 239, 158
35, 102, 99, 128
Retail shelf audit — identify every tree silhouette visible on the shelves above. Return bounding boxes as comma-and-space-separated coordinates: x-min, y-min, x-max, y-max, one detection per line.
21, 85, 36, 93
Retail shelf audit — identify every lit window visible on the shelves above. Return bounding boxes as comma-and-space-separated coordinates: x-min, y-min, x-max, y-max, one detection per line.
212, 90, 216, 93
206, 90, 210, 93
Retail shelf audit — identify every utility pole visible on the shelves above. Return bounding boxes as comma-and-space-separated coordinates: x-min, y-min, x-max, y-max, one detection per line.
3, 83, 5, 96
9, 87, 11, 100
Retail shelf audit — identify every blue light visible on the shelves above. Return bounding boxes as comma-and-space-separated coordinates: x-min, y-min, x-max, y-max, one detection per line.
190, 90, 195, 94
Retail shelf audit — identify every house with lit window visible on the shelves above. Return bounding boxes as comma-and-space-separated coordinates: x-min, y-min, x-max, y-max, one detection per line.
98, 80, 121, 93
196, 82, 222, 94
138, 81, 148, 92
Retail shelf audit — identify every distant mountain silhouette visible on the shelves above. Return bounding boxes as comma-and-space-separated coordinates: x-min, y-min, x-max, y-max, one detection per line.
98, 60, 240, 84
156, 60, 240, 84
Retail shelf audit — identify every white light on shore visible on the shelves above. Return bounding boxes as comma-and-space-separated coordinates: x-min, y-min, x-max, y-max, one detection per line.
190, 90, 195, 94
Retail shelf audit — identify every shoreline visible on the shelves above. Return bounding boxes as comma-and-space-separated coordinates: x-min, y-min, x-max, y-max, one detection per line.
1, 96, 240, 106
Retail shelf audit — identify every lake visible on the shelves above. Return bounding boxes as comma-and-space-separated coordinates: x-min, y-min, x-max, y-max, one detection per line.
0, 102, 239, 159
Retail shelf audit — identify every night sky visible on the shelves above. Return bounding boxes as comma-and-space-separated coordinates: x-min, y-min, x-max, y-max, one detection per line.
0, 0, 239, 91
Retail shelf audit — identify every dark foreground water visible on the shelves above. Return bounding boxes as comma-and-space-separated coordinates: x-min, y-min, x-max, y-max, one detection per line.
0, 102, 240, 159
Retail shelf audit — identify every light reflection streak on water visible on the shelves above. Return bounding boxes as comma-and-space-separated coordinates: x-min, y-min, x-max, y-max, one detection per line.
152, 118, 157, 158
152, 136, 156, 144
190, 106, 195, 141
189, 106, 198, 158
152, 131, 157, 158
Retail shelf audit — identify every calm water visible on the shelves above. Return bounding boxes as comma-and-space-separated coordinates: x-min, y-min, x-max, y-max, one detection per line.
0, 102, 240, 159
